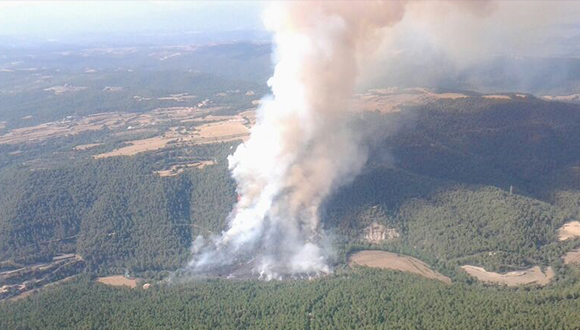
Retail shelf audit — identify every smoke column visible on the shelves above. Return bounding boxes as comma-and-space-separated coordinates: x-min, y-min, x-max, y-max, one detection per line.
185, 1, 498, 280
179, 0, 580, 280
184, 1, 410, 280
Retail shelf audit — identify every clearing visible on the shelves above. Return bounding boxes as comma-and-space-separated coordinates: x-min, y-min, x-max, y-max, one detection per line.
482, 95, 511, 100
155, 160, 216, 177
461, 265, 554, 287
74, 143, 103, 151
158, 93, 196, 102
557, 221, 580, 241
349, 250, 451, 284
196, 120, 250, 142
93, 136, 175, 158
44, 85, 87, 95
96, 276, 138, 288
103, 86, 123, 92
543, 94, 580, 102
353, 88, 468, 113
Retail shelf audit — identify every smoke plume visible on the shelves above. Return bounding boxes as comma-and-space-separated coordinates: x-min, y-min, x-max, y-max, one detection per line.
360, 1, 580, 94
184, 1, 506, 280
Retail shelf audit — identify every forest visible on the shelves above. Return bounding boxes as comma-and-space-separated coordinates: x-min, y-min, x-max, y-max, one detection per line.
2, 269, 580, 329
2, 59, 580, 327
0, 142, 237, 274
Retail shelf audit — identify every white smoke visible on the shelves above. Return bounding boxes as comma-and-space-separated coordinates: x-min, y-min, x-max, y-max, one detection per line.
184, 1, 508, 280
359, 1, 580, 93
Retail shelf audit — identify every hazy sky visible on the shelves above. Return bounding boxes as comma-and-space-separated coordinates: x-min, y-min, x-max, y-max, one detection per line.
0, 1, 265, 39
1, 1, 579, 57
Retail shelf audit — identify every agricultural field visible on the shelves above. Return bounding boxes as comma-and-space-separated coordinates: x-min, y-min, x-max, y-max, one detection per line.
349, 250, 451, 284
96, 276, 139, 289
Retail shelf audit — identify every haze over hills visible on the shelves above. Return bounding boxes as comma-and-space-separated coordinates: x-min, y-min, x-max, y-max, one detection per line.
1, 1, 580, 329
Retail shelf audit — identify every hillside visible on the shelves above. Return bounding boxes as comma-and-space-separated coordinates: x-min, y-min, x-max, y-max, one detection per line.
1, 94, 580, 278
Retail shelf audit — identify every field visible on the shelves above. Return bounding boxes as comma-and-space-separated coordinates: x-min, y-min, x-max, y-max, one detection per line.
197, 120, 249, 140
349, 250, 451, 284
482, 94, 512, 100
352, 88, 469, 113
93, 136, 176, 158
5, 275, 79, 302
0, 254, 83, 301
0, 98, 255, 159
93, 118, 250, 158
96, 276, 138, 289
350, 89, 538, 115
0, 112, 140, 145
543, 94, 580, 103
461, 265, 554, 287
0, 87, 533, 161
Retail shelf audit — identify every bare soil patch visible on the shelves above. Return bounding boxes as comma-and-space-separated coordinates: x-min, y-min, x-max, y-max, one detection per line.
349, 250, 451, 284
564, 249, 580, 265
557, 221, 580, 241
363, 223, 399, 244
96, 276, 138, 288
461, 265, 554, 286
